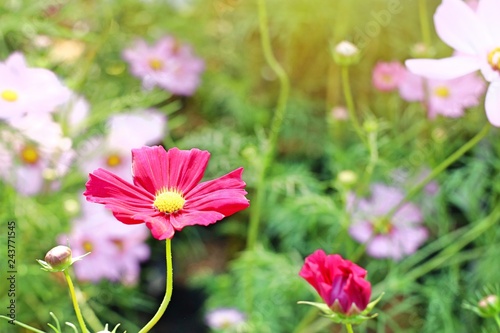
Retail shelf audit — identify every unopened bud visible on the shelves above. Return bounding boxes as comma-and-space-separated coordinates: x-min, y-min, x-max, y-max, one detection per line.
332, 41, 360, 66
337, 170, 358, 187
37, 245, 90, 272
478, 295, 500, 317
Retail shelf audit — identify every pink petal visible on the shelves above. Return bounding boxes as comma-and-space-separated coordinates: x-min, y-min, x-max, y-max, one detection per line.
485, 81, 500, 127
405, 57, 481, 80
434, 0, 492, 54
185, 168, 249, 216
132, 146, 210, 194
477, 0, 500, 40
145, 216, 175, 240
84, 168, 156, 225
170, 210, 225, 229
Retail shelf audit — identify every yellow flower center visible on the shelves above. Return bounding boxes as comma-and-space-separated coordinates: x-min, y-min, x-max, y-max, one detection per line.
148, 58, 164, 71
153, 189, 185, 213
20, 146, 39, 164
106, 153, 122, 167
434, 86, 450, 98
1, 89, 18, 102
488, 47, 500, 72
83, 241, 93, 252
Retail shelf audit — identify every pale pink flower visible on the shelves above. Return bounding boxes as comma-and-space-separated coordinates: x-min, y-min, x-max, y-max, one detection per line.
122, 36, 204, 96
59, 199, 150, 284
79, 110, 166, 180
205, 308, 246, 330
398, 70, 486, 118
405, 0, 500, 125
56, 94, 90, 137
348, 184, 428, 261
372, 61, 406, 92
0, 52, 71, 121
331, 106, 349, 120
0, 115, 74, 195
466, 0, 480, 10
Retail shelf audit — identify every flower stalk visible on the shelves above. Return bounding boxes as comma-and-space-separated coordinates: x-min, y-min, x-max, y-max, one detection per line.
63, 270, 89, 333
138, 239, 173, 333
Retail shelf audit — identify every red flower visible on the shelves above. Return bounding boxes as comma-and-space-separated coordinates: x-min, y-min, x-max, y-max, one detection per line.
299, 250, 371, 315
84, 146, 249, 240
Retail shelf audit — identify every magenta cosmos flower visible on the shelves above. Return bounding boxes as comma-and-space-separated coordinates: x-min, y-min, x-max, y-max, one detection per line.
299, 250, 371, 315
405, 0, 500, 125
84, 146, 249, 240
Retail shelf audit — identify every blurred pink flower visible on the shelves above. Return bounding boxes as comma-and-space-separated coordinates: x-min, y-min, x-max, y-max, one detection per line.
466, 0, 479, 10
348, 184, 428, 261
56, 94, 90, 138
398, 70, 486, 118
205, 308, 246, 330
59, 199, 150, 284
79, 110, 166, 180
331, 106, 349, 120
372, 61, 406, 92
122, 36, 204, 96
0, 115, 74, 195
405, 0, 500, 125
84, 146, 249, 240
0, 52, 71, 121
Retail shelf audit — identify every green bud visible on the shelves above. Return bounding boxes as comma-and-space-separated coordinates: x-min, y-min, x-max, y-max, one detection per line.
363, 119, 378, 133
337, 170, 358, 187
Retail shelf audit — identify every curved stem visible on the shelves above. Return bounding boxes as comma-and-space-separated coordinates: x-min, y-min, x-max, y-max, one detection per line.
246, 0, 290, 250
341, 66, 367, 148
138, 239, 173, 333
386, 123, 490, 219
345, 323, 354, 333
63, 270, 88, 333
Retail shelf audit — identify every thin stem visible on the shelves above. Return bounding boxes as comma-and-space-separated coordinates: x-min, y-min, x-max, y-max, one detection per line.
246, 0, 290, 250
418, 0, 432, 49
63, 270, 89, 333
494, 315, 500, 329
292, 307, 319, 333
0, 316, 47, 333
386, 123, 490, 218
341, 66, 368, 147
345, 323, 355, 333
139, 239, 173, 333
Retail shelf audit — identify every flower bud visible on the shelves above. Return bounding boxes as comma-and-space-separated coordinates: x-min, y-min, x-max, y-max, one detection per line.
332, 41, 360, 66
44, 245, 72, 270
337, 170, 358, 188
37, 245, 90, 272
478, 295, 500, 317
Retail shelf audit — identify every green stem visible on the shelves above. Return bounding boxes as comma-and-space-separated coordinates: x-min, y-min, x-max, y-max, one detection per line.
63, 270, 88, 333
0, 316, 46, 333
345, 323, 354, 333
418, 0, 432, 49
341, 66, 367, 148
386, 123, 490, 219
494, 315, 500, 329
246, 0, 290, 250
138, 239, 173, 333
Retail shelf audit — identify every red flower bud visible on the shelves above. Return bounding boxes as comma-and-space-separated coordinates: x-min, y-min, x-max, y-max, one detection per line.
299, 250, 371, 315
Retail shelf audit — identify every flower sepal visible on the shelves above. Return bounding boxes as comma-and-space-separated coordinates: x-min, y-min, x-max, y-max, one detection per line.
37, 245, 90, 272
298, 293, 383, 325
96, 323, 125, 333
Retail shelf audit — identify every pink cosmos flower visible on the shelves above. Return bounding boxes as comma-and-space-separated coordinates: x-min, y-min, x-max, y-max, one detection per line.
59, 199, 150, 284
299, 250, 371, 315
348, 184, 428, 261
79, 110, 166, 180
405, 0, 500, 125
0, 52, 71, 121
205, 308, 246, 330
122, 36, 204, 96
372, 61, 406, 92
0, 115, 74, 195
84, 146, 249, 240
398, 70, 486, 118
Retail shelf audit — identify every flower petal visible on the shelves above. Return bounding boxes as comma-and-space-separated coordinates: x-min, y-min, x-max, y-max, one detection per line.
477, 0, 500, 43
405, 56, 480, 80
84, 168, 156, 225
132, 146, 210, 194
144, 216, 175, 240
185, 168, 249, 216
170, 210, 225, 229
434, 0, 492, 54
485, 81, 500, 127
